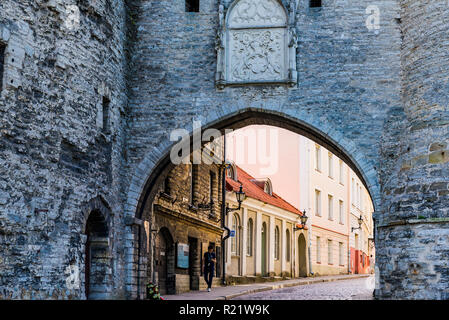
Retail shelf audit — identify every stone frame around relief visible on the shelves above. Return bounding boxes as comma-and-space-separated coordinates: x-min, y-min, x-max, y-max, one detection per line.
215, 0, 298, 89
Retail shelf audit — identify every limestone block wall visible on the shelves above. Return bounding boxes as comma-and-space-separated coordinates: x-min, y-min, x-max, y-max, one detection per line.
1, 0, 448, 300
374, 0, 449, 299
0, 0, 128, 299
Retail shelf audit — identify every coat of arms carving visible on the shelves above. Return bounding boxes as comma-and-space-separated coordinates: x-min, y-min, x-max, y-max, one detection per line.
215, 0, 298, 89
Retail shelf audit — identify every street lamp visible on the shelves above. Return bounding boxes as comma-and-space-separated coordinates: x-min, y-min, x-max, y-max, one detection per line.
351, 215, 364, 233
226, 184, 246, 214
294, 210, 308, 231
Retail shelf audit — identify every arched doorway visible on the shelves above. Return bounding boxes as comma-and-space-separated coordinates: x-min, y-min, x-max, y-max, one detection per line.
84, 210, 110, 300
298, 233, 307, 277
261, 222, 267, 276
154, 227, 175, 295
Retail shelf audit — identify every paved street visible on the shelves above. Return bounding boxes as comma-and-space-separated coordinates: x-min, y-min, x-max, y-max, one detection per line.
163, 274, 372, 300
233, 275, 375, 300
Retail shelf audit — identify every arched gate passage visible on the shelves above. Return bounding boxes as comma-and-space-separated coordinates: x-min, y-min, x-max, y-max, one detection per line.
124, 109, 380, 299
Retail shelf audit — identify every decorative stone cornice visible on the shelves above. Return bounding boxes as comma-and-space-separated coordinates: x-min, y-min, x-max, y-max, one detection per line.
154, 204, 224, 234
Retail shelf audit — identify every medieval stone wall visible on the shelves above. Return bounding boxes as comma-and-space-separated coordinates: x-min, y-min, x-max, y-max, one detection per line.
0, 0, 128, 299
374, 0, 449, 299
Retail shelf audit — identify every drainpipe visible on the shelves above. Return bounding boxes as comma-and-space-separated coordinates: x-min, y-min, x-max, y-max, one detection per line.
221, 134, 230, 285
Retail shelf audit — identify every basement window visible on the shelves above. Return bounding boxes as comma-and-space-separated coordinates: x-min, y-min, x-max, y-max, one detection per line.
0, 43, 5, 92
102, 96, 110, 133
186, 0, 199, 12
310, 0, 322, 8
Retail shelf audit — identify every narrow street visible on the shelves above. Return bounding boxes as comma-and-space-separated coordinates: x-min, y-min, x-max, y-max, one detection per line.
163, 275, 373, 300
233, 276, 375, 300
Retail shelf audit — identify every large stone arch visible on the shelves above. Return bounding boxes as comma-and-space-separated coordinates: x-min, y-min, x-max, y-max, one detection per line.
126, 108, 380, 221
123, 108, 382, 299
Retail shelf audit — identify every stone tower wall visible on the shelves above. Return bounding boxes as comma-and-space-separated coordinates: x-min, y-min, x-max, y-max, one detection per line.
1, 0, 448, 300
374, 0, 449, 299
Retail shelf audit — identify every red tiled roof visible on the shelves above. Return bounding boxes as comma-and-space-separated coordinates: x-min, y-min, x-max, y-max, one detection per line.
226, 166, 303, 216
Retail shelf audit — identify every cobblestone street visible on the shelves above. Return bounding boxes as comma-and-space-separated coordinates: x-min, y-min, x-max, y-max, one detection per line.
233, 276, 375, 300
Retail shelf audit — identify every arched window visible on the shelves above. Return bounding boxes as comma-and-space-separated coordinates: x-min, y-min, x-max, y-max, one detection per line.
264, 179, 273, 196
231, 213, 240, 255
274, 226, 280, 260
286, 229, 291, 262
247, 218, 253, 256
216, 0, 297, 88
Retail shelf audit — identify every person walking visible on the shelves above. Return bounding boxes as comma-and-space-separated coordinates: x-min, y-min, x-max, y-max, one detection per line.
203, 245, 216, 292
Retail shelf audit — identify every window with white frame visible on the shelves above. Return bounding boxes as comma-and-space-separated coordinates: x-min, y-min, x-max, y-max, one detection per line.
351, 178, 355, 205
315, 190, 321, 216
328, 153, 333, 178
247, 218, 253, 256
316, 236, 321, 263
339, 200, 344, 224
328, 239, 333, 265
328, 195, 333, 220
339, 160, 344, 184
359, 186, 363, 209
357, 184, 361, 208
339, 242, 344, 266
315, 145, 321, 171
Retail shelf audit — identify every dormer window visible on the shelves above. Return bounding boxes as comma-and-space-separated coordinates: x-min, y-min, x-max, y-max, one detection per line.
251, 178, 273, 196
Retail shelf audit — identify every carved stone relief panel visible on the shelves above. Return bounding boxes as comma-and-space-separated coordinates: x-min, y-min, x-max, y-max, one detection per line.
228, 28, 286, 82
227, 0, 287, 28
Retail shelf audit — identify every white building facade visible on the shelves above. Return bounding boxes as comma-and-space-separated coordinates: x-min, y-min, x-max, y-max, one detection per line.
225, 164, 308, 279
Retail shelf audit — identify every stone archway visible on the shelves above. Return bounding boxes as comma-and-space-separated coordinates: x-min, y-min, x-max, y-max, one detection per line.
124, 109, 381, 299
